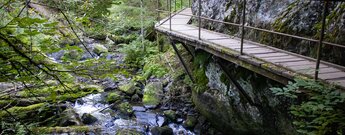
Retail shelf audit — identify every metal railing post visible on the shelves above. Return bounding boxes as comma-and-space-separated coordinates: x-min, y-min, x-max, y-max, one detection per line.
198, 0, 201, 40
189, 0, 190, 7
240, 0, 246, 55
169, 0, 172, 31
315, 0, 329, 80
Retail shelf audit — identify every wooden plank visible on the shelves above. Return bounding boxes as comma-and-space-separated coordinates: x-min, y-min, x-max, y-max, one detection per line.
279, 61, 314, 67
319, 72, 345, 80
209, 38, 241, 45
270, 58, 305, 63
262, 55, 297, 61
244, 49, 276, 54
254, 53, 289, 58
289, 64, 328, 71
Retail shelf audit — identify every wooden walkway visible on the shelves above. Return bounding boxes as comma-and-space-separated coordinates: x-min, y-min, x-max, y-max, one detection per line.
155, 8, 345, 88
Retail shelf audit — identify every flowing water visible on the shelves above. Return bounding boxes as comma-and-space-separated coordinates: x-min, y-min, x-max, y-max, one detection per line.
73, 94, 195, 135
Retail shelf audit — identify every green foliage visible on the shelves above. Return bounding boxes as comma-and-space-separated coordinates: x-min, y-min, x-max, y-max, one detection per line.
270, 79, 345, 135
119, 39, 158, 66
192, 51, 211, 94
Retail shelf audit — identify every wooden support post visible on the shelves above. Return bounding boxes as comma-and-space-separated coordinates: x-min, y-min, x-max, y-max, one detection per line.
240, 0, 246, 55
170, 39, 195, 83
198, 0, 201, 40
181, 43, 195, 57
315, 0, 328, 80
213, 56, 256, 106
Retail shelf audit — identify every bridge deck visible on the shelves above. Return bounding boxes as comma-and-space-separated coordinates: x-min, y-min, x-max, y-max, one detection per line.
155, 8, 345, 88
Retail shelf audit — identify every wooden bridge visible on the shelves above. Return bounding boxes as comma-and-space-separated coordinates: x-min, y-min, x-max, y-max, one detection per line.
154, 6, 345, 89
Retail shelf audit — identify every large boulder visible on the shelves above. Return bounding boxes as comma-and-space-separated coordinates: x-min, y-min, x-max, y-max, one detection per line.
142, 82, 163, 109
119, 82, 139, 96
106, 92, 122, 103
93, 44, 108, 55
191, 61, 296, 134
58, 108, 83, 126
150, 126, 173, 135
81, 113, 98, 125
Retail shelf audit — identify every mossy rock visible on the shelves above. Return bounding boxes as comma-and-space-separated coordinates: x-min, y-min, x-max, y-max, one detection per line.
143, 82, 163, 108
0, 103, 45, 118
93, 44, 108, 55
81, 113, 98, 125
183, 116, 197, 129
33, 126, 100, 134
58, 108, 83, 126
81, 85, 103, 93
150, 126, 173, 135
119, 82, 139, 96
163, 110, 176, 122
116, 129, 144, 135
109, 34, 137, 44
106, 92, 122, 103
116, 102, 133, 116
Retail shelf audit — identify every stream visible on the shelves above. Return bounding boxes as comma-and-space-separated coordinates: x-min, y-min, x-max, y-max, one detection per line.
72, 94, 195, 134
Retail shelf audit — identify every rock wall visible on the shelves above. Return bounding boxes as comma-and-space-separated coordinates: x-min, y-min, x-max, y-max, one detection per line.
191, 0, 345, 65
191, 51, 296, 134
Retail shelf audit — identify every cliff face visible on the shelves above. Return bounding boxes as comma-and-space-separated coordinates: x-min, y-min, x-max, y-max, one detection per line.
192, 0, 345, 65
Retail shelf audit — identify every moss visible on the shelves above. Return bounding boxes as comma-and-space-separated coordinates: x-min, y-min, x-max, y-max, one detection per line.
0, 103, 45, 118
220, 73, 230, 85
143, 82, 163, 106
117, 102, 133, 115
119, 82, 138, 95
106, 92, 121, 103
183, 116, 197, 129
33, 126, 99, 134
164, 110, 177, 122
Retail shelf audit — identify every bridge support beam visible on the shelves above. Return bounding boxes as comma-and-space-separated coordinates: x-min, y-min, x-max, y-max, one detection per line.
170, 38, 195, 83
181, 43, 195, 57
213, 56, 256, 106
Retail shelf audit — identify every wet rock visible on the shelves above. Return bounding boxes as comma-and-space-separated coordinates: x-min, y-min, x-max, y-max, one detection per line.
58, 108, 82, 126
81, 113, 98, 124
134, 112, 165, 127
106, 92, 121, 103
143, 82, 163, 108
176, 118, 184, 123
81, 52, 97, 60
163, 110, 176, 122
119, 82, 139, 96
150, 126, 173, 135
116, 129, 144, 135
132, 106, 146, 112
93, 43, 108, 55
101, 78, 117, 91
183, 116, 197, 129
131, 94, 141, 102
49, 50, 65, 61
